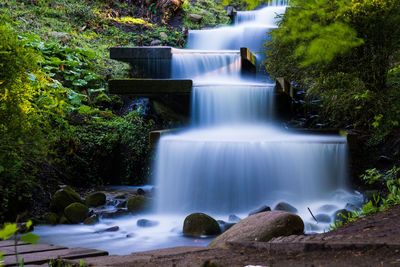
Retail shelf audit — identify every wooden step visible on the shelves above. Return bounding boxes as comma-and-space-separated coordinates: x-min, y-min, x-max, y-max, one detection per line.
2, 247, 108, 266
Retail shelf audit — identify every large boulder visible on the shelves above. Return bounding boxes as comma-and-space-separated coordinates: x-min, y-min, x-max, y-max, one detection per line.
85, 192, 106, 207
127, 196, 150, 212
50, 186, 82, 213
208, 211, 304, 248
64, 202, 89, 223
183, 213, 221, 236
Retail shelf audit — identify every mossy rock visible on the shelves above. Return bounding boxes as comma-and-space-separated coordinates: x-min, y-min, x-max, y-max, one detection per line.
50, 186, 82, 213
84, 215, 99, 225
43, 212, 59, 225
64, 202, 89, 224
127, 196, 150, 213
183, 213, 221, 236
59, 215, 71, 224
85, 192, 106, 207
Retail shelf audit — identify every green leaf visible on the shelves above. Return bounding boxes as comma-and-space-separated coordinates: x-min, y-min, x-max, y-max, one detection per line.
0, 223, 18, 240
20, 233, 39, 244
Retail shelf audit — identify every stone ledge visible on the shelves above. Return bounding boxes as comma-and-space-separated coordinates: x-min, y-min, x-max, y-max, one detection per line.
110, 47, 172, 61
109, 79, 193, 96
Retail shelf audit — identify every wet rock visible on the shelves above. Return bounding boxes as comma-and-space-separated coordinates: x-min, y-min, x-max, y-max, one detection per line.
85, 192, 106, 207
136, 188, 146, 196
115, 194, 127, 199
101, 209, 130, 219
317, 204, 338, 213
208, 211, 304, 248
217, 220, 235, 232
189, 14, 203, 23
183, 213, 221, 237
137, 219, 159, 227
315, 213, 331, 223
274, 202, 298, 213
228, 215, 241, 223
150, 39, 162, 46
333, 209, 351, 224
249, 205, 271, 216
64, 202, 89, 223
84, 215, 99, 225
43, 212, 59, 225
127, 196, 150, 213
50, 186, 82, 213
96, 226, 119, 233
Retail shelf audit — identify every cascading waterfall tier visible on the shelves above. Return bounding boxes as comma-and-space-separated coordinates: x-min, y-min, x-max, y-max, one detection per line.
155, 126, 347, 214
171, 49, 241, 80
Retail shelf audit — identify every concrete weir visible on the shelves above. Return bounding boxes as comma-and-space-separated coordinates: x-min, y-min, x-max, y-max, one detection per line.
110, 46, 258, 79
109, 79, 193, 96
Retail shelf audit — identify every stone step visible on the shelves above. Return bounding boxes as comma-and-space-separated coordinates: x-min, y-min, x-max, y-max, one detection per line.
109, 79, 193, 96
109, 46, 257, 78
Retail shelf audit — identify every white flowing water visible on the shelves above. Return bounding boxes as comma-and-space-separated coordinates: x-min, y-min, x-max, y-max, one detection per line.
35, 3, 363, 255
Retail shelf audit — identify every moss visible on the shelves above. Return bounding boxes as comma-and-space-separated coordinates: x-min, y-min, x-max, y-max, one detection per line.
43, 212, 59, 225
126, 196, 150, 212
59, 215, 71, 224
85, 192, 106, 207
183, 213, 221, 236
64, 202, 89, 223
50, 187, 82, 213
83, 215, 99, 225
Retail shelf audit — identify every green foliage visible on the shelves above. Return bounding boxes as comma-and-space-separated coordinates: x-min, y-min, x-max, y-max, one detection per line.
61, 111, 154, 186
0, 21, 66, 222
182, 0, 230, 29
330, 166, 400, 230
0, 220, 38, 266
265, 0, 400, 137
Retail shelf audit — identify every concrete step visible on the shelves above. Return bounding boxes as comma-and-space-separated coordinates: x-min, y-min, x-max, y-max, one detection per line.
109, 79, 193, 96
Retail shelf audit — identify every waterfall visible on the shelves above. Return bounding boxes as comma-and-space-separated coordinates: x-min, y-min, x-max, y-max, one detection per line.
154, 3, 352, 217
171, 50, 241, 80
191, 83, 274, 126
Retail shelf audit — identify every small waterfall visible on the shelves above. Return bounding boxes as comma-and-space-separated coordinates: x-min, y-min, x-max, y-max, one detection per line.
188, 6, 286, 53
191, 83, 274, 126
171, 50, 241, 80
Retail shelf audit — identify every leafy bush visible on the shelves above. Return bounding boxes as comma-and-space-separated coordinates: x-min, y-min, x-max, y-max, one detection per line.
331, 166, 400, 230
264, 0, 400, 141
0, 22, 65, 222
60, 109, 154, 186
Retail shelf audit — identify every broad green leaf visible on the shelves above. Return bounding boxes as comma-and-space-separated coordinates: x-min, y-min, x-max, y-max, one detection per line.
20, 233, 39, 244
0, 223, 18, 240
